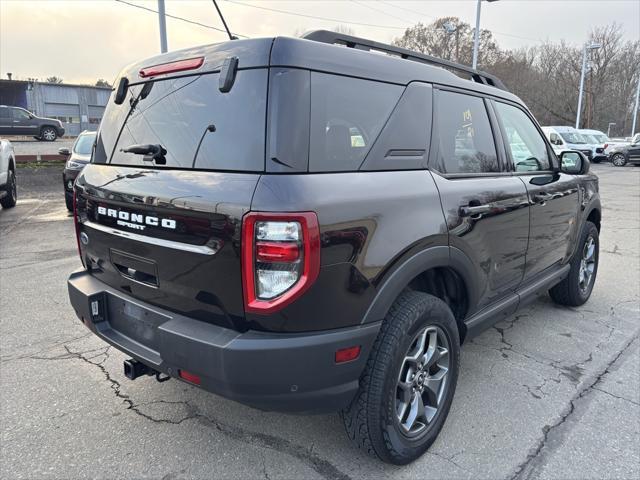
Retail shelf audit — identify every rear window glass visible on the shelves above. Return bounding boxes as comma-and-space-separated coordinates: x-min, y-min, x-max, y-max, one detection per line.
432, 90, 499, 174
309, 73, 403, 172
94, 69, 267, 171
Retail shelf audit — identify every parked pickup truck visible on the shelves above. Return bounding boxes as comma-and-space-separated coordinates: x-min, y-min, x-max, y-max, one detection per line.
67, 31, 601, 464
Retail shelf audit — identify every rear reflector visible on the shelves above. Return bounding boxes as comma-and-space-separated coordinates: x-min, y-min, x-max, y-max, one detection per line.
139, 57, 204, 78
335, 346, 361, 364
178, 370, 201, 385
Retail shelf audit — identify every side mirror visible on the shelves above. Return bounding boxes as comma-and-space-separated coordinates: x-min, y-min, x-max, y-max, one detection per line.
58, 148, 71, 156
560, 150, 589, 175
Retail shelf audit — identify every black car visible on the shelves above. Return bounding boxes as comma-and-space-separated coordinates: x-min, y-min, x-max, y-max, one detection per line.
0, 105, 65, 141
67, 31, 601, 464
609, 134, 640, 166
60, 131, 96, 211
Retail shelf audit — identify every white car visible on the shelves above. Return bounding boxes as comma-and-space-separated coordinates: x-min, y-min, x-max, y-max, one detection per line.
541, 126, 595, 161
0, 138, 17, 209
578, 129, 609, 163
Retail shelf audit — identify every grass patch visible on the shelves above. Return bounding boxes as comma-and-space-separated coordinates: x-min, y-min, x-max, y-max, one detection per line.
17, 161, 64, 169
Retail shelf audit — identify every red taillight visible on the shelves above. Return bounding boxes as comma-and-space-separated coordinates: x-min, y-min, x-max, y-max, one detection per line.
178, 370, 201, 385
72, 190, 85, 268
604, 143, 608, 149
256, 241, 300, 262
242, 212, 320, 314
335, 346, 361, 364
139, 56, 204, 78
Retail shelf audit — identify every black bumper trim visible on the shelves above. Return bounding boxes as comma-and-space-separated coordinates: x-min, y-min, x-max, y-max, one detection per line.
67, 269, 380, 413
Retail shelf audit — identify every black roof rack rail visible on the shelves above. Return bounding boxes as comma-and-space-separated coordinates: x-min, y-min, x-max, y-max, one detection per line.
302, 30, 508, 92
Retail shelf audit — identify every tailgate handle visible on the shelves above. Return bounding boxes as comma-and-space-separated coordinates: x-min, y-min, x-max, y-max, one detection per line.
110, 249, 159, 287
113, 262, 158, 287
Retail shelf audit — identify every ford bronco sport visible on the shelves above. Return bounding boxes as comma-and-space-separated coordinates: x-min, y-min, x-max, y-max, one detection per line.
67, 31, 601, 464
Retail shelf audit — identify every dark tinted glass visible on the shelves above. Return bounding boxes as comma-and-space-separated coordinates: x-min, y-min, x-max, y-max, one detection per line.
433, 91, 499, 174
494, 102, 551, 172
309, 73, 402, 172
0, 107, 10, 119
96, 69, 267, 172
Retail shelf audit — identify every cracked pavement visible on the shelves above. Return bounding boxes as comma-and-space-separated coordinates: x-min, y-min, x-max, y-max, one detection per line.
1, 163, 639, 479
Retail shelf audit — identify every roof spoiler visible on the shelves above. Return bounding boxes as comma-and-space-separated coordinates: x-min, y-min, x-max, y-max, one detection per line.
302, 30, 508, 92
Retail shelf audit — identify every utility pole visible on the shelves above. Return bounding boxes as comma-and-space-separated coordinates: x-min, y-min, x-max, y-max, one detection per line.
158, 0, 168, 53
632, 76, 640, 136
576, 43, 601, 129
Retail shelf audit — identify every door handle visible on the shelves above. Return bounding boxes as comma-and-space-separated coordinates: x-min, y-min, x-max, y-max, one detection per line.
460, 204, 492, 217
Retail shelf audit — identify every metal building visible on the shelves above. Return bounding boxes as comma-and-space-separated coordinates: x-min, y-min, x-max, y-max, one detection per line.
0, 79, 111, 136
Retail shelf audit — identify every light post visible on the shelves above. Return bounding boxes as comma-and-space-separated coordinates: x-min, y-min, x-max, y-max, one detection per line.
575, 42, 601, 129
472, 0, 499, 70
157, 0, 168, 53
607, 122, 616, 137
631, 76, 640, 136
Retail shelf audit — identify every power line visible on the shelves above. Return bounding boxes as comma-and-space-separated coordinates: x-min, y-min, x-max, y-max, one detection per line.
349, 0, 414, 25
114, 0, 247, 38
226, 0, 407, 30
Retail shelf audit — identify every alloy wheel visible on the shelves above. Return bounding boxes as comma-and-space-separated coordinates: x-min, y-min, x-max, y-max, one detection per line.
395, 325, 450, 437
9, 171, 16, 202
42, 128, 56, 141
612, 154, 625, 167
578, 235, 596, 293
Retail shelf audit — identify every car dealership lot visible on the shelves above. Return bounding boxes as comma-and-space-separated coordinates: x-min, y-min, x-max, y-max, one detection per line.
1, 164, 638, 479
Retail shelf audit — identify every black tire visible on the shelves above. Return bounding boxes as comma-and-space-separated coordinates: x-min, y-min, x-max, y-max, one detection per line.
1, 169, 17, 209
341, 291, 460, 465
65, 194, 74, 212
611, 153, 626, 167
591, 158, 600, 164
40, 126, 57, 142
549, 221, 599, 307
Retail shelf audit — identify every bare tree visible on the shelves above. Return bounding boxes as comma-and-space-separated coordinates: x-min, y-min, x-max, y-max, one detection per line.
95, 79, 112, 88
45, 76, 63, 84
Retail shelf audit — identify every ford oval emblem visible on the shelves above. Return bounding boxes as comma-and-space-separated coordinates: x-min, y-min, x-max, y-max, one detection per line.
80, 232, 89, 245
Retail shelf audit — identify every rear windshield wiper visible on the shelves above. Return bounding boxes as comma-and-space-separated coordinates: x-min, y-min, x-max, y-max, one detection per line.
120, 144, 167, 165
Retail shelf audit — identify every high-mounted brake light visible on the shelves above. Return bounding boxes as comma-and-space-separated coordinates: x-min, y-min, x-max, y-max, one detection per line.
139, 57, 204, 78
242, 212, 320, 314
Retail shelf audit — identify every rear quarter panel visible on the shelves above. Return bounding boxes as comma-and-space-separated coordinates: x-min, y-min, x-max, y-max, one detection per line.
249, 170, 448, 332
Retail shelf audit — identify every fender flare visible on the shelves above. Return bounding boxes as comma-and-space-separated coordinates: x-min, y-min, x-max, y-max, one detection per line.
361, 246, 480, 324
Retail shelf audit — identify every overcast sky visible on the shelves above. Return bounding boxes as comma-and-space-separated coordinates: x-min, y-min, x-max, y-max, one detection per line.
1, 0, 638, 84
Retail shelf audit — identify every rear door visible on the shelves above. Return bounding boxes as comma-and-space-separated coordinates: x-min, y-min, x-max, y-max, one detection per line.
0, 107, 12, 135
492, 100, 580, 281
75, 68, 269, 331
430, 89, 530, 311
11, 108, 39, 135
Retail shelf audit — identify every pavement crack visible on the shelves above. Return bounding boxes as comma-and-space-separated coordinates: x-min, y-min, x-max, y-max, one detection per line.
31, 345, 352, 480
507, 330, 640, 480
591, 386, 640, 407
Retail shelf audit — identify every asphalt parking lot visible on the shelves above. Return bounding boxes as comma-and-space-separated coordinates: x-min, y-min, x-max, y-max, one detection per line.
1, 163, 638, 479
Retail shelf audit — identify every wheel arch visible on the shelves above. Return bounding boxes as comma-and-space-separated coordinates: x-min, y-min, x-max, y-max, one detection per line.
361, 246, 480, 343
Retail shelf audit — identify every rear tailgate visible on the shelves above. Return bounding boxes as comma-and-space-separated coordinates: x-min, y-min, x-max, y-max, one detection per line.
73, 46, 271, 331
75, 165, 259, 330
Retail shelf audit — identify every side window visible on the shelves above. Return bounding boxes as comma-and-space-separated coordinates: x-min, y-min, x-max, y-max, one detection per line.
550, 133, 562, 145
12, 109, 30, 121
494, 102, 551, 172
0, 107, 10, 119
309, 73, 403, 172
433, 90, 499, 174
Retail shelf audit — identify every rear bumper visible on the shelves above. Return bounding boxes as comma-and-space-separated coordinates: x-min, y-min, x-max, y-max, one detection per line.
67, 269, 379, 413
